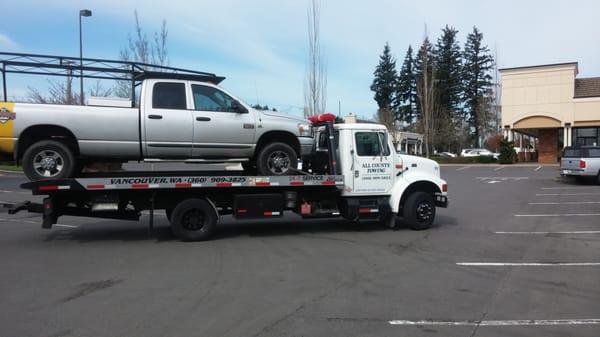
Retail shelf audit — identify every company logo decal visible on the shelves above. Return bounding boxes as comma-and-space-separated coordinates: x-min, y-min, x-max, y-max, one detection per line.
0, 107, 15, 124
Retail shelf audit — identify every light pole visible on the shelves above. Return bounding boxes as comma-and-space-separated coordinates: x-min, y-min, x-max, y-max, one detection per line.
79, 9, 92, 105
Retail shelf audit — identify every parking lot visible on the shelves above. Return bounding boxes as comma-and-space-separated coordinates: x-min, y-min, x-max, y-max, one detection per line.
1, 165, 599, 337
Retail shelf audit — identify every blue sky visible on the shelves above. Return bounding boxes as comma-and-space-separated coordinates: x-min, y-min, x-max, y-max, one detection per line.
1, 0, 599, 118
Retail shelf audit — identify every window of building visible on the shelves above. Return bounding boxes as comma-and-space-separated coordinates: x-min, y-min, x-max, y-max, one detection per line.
152, 82, 187, 110
572, 127, 600, 146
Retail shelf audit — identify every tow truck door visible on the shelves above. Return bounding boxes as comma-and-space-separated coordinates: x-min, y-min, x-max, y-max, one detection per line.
350, 130, 394, 194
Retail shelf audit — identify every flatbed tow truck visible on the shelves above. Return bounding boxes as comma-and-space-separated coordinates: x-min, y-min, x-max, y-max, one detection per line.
8, 116, 448, 241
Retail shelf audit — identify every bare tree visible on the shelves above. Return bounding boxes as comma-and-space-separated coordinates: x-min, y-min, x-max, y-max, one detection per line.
304, 0, 327, 117
416, 35, 438, 157
375, 108, 399, 144
113, 10, 170, 100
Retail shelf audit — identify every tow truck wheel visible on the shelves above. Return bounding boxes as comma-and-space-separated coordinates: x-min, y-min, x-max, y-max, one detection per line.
22, 140, 76, 181
403, 192, 435, 230
170, 199, 217, 241
256, 142, 298, 176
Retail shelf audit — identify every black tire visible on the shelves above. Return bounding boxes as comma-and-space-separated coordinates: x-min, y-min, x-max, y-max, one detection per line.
170, 199, 217, 241
256, 142, 298, 176
22, 140, 76, 181
402, 192, 436, 230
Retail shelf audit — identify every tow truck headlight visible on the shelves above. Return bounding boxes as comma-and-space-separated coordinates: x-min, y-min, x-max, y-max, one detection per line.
298, 123, 313, 137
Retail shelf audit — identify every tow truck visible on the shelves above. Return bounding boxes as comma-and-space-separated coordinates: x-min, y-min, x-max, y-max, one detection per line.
8, 114, 448, 241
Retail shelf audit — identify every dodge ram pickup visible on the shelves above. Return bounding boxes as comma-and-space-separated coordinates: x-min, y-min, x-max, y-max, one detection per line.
0, 74, 313, 181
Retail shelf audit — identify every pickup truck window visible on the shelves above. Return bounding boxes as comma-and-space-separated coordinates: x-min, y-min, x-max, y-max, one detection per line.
152, 82, 187, 110
355, 132, 390, 157
192, 85, 236, 112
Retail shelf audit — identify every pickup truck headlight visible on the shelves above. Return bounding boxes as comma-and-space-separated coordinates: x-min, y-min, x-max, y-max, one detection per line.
298, 123, 313, 137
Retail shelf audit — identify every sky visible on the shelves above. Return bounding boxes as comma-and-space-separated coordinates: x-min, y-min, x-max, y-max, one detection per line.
1, 0, 599, 118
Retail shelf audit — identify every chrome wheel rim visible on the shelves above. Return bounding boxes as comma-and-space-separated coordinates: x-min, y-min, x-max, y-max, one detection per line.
266, 150, 291, 174
32, 150, 64, 178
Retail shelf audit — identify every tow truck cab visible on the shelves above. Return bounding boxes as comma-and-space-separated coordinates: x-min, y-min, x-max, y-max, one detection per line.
11, 117, 448, 241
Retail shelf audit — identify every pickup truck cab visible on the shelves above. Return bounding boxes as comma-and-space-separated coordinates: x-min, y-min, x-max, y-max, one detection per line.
560, 146, 600, 184
0, 74, 313, 180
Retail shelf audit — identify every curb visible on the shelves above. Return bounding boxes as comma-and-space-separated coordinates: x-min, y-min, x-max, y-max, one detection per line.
439, 164, 559, 167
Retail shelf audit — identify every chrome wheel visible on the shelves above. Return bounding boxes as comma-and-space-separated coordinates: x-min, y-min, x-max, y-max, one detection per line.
32, 150, 64, 178
266, 150, 291, 174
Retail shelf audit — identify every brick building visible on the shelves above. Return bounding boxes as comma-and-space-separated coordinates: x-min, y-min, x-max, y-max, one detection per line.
500, 63, 600, 163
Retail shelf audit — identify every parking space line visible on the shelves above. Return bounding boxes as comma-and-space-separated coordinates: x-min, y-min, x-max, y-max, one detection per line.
457, 262, 600, 266
456, 166, 470, 171
55, 224, 78, 228
494, 166, 505, 171
534, 165, 542, 171
514, 213, 600, 217
496, 231, 600, 235
389, 319, 600, 326
541, 186, 599, 190
528, 201, 600, 205
536, 193, 600, 196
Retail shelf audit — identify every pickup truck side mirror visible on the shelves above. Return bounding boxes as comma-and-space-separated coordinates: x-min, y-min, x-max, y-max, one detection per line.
231, 101, 248, 114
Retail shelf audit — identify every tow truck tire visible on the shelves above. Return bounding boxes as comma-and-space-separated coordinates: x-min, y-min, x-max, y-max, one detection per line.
170, 199, 217, 241
22, 140, 76, 181
403, 192, 436, 230
256, 142, 298, 176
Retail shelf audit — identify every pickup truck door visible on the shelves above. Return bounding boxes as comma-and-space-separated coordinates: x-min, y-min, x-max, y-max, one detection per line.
350, 130, 394, 194
190, 84, 255, 158
143, 81, 194, 158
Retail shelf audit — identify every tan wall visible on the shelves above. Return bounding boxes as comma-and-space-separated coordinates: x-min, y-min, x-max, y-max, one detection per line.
501, 64, 576, 128
573, 97, 600, 126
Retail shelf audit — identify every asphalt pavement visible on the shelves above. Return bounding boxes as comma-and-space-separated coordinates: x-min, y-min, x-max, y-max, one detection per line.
1, 165, 599, 337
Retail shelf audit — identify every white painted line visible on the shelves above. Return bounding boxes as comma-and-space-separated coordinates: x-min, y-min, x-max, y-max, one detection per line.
457, 262, 600, 266
487, 180, 501, 184
55, 224, 78, 228
456, 166, 469, 171
528, 201, 600, 205
494, 166, 505, 171
477, 177, 529, 180
536, 193, 600, 196
514, 213, 600, 217
541, 186, 599, 190
389, 319, 600, 326
496, 231, 600, 235
534, 165, 542, 171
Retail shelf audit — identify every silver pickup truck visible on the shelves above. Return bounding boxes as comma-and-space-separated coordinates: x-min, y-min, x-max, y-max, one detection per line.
0, 75, 314, 180
560, 146, 600, 184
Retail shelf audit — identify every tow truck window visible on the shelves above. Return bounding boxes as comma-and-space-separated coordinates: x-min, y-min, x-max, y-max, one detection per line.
355, 132, 389, 156
152, 82, 187, 110
192, 85, 237, 112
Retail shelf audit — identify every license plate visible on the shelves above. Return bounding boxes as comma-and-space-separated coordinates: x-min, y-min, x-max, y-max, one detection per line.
562, 170, 571, 174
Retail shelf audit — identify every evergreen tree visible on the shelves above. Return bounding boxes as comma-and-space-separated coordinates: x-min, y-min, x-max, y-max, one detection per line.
395, 45, 418, 124
370, 42, 398, 111
435, 25, 462, 118
463, 26, 494, 146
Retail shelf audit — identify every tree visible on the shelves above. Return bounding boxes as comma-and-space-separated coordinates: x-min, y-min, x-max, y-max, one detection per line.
463, 26, 494, 146
304, 0, 327, 117
113, 10, 170, 100
415, 36, 438, 157
435, 26, 463, 118
370, 42, 398, 111
375, 107, 399, 144
395, 45, 417, 124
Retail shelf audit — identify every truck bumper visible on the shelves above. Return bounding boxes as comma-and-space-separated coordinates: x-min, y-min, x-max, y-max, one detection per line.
435, 193, 448, 208
299, 136, 315, 158
560, 168, 587, 176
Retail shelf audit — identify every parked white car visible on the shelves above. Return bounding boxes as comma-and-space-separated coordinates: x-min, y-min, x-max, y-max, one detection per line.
462, 148, 499, 159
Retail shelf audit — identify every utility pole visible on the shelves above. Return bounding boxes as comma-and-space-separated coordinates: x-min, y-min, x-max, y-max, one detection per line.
79, 9, 92, 105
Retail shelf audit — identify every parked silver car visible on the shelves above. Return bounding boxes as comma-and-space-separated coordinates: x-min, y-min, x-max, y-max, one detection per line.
560, 146, 600, 183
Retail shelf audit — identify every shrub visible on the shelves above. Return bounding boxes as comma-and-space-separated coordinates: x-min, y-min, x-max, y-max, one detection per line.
498, 138, 517, 164
430, 156, 497, 164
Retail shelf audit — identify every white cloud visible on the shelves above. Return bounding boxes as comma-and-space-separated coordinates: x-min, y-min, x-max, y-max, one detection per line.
0, 32, 18, 50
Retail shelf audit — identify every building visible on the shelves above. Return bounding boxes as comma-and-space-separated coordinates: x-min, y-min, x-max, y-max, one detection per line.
394, 131, 424, 156
500, 63, 600, 163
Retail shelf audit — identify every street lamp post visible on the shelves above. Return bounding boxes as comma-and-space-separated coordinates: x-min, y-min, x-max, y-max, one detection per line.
79, 9, 92, 105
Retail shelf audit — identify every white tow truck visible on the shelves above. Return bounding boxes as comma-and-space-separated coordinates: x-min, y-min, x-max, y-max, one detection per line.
8, 115, 448, 241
